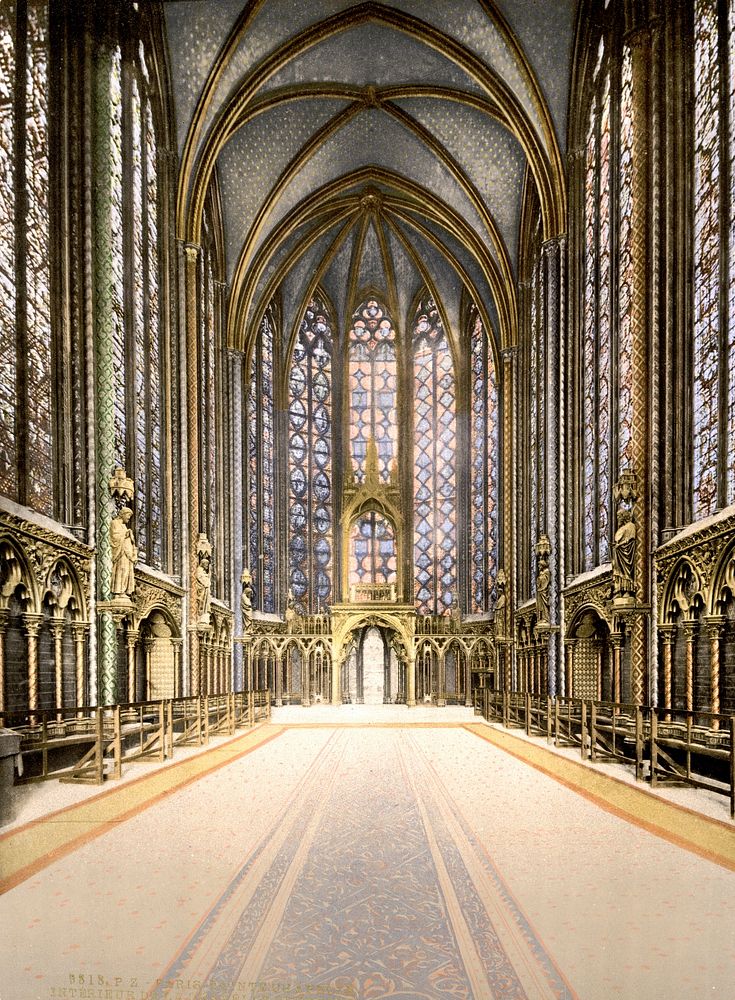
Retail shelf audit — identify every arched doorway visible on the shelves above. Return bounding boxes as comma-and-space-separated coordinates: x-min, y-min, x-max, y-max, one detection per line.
344, 624, 399, 704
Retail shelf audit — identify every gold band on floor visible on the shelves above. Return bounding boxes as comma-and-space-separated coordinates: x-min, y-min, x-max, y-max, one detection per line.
0, 725, 285, 895
465, 722, 735, 872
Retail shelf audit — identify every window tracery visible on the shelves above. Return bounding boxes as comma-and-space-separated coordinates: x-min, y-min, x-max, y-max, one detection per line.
691, 0, 735, 516
0, 0, 53, 515
288, 296, 333, 614
248, 305, 277, 613
469, 305, 499, 613
106, 14, 170, 571
348, 299, 397, 483
413, 295, 457, 615
574, 12, 636, 573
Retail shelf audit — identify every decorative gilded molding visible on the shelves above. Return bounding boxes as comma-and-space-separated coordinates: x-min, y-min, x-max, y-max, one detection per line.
0, 508, 92, 617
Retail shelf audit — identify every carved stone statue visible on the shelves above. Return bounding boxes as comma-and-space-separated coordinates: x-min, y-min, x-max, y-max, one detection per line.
110, 507, 137, 598
240, 566, 253, 621
285, 588, 297, 632
612, 506, 636, 601
194, 535, 212, 626
536, 552, 551, 624
495, 569, 506, 614
494, 569, 507, 635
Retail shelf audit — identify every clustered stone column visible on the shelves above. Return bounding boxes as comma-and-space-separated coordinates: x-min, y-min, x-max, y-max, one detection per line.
501, 346, 516, 694
184, 243, 202, 697
627, 16, 652, 706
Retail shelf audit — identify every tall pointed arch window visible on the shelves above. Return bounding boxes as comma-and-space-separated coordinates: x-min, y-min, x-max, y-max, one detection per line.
581, 47, 612, 570
248, 305, 277, 613
288, 297, 333, 614
348, 299, 397, 482
0, 0, 53, 515
469, 304, 500, 614
413, 295, 457, 615
575, 15, 635, 573
349, 513, 396, 586
106, 13, 170, 570
691, 0, 735, 518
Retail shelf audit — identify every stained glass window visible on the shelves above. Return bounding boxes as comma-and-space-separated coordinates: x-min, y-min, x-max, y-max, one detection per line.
348, 299, 397, 482
0, 1, 53, 515
349, 512, 396, 585
132, 77, 147, 560
145, 99, 162, 562
248, 305, 277, 613
580, 57, 614, 571
413, 295, 457, 615
597, 70, 612, 560
618, 45, 634, 471
582, 101, 597, 570
110, 45, 126, 471
108, 34, 167, 570
469, 305, 499, 614
0, 4, 16, 500
729, 0, 735, 504
692, 0, 721, 518
288, 297, 333, 614
25, 0, 52, 515
689, 0, 735, 517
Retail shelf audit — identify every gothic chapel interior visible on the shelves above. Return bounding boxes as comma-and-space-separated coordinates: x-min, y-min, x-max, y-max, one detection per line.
2, 0, 735, 993
3, 0, 735, 723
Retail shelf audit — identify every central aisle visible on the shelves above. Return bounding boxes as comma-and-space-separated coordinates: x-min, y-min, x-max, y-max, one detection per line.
2, 724, 734, 1000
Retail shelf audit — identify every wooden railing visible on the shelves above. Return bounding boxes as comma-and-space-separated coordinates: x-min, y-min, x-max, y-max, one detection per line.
474, 692, 735, 817
1, 689, 272, 787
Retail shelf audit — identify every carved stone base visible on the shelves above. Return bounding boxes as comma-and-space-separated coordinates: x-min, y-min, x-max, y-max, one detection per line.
98, 596, 134, 626
612, 595, 637, 610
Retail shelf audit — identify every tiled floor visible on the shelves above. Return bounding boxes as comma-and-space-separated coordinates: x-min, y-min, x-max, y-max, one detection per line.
2, 720, 734, 1000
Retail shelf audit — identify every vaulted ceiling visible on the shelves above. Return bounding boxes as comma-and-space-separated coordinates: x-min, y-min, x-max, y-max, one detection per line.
164, 0, 574, 354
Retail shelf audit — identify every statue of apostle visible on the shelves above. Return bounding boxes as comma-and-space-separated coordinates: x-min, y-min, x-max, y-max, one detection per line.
612, 507, 636, 600
110, 506, 137, 598
240, 566, 253, 621
536, 552, 551, 624
195, 536, 212, 625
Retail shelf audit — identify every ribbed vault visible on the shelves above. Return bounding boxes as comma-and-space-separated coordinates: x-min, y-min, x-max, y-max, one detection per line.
165, 0, 571, 353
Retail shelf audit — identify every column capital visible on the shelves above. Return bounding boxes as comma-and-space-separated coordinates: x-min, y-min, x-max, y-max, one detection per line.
657, 623, 676, 645
704, 616, 726, 640
50, 617, 66, 638
624, 23, 651, 50
500, 345, 518, 363
183, 242, 200, 263
682, 619, 698, 641
542, 234, 567, 255
22, 613, 44, 636
567, 144, 585, 167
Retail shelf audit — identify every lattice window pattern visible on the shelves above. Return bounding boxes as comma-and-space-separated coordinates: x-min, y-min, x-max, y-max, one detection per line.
413, 295, 457, 615
288, 297, 333, 614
